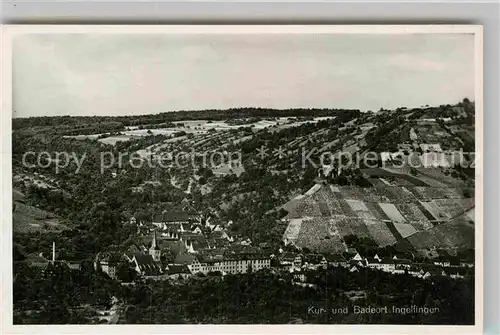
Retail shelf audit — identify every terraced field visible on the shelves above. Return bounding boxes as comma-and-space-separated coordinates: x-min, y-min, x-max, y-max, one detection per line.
402, 213, 475, 256
13, 199, 69, 233
282, 182, 475, 255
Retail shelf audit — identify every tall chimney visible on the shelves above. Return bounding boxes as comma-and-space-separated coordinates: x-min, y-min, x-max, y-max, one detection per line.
52, 241, 56, 262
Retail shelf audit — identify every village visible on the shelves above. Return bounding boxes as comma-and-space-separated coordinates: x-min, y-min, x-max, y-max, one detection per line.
81, 206, 475, 285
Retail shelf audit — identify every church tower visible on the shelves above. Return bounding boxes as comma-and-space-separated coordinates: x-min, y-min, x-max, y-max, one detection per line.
149, 230, 161, 262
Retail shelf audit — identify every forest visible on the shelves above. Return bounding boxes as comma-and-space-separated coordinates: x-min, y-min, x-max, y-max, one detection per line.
13, 107, 360, 131
13, 262, 474, 325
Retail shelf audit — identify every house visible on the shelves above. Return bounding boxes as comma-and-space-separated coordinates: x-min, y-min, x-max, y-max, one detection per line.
132, 253, 161, 276
162, 231, 181, 240
460, 260, 474, 268
160, 240, 185, 258
134, 231, 163, 263
352, 253, 363, 262
376, 258, 396, 273
433, 259, 451, 267
166, 265, 192, 280
394, 259, 412, 271
157, 222, 186, 232
407, 266, 421, 277
365, 254, 405, 274
179, 233, 210, 253
292, 254, 302, 268
192, 239, 211, 251
349, 265, 359, 273
445, 267, 467, 279
152, 211, 201, 227
292, 272, 307, 283
429, 268, 448, 278
183, 240, 196, 254
279, 252, 302, 269
174, 253, 198, 266
327, 254, 347, 268
211, 230, 231, 241
180, 231, 204, 242
124, 244, 142, 262
422, 271, 432, 280
207, 237, 230, 249
192, 226, 203, 235
189, 252, 271, 275
364, 257, 380, 268
42, 260, 81, 277
420, 263, 448, 279
350, 259, 365, 268
302, 254, 327, 270
94, 251, 121, 279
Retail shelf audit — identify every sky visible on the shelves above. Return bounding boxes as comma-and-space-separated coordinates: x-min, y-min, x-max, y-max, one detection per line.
13, 33, 475, 118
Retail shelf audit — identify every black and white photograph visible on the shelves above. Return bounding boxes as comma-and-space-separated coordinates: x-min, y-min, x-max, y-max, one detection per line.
2, 25, 482, 331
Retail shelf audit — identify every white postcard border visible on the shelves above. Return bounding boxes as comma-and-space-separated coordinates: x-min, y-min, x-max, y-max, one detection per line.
0, 24, 484, 335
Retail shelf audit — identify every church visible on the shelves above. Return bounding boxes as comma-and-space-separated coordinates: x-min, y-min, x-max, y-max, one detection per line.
129, 231, 163, 276
95, 231, 164, 278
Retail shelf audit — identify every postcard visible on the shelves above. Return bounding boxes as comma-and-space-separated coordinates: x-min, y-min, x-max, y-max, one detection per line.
1, 24, 483, 334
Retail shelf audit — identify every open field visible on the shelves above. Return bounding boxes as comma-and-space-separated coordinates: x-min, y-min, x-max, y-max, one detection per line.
63, 116, 336, 146
282, 182, 475, 255
13, 198, 69, 233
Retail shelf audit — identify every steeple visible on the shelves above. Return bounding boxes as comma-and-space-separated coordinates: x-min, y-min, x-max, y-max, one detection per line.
149, 230, 161, 262
52, 241, 56, 263
152, 230, 158, 249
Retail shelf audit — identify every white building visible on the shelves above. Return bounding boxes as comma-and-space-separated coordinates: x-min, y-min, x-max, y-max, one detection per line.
187, 254, 271, 275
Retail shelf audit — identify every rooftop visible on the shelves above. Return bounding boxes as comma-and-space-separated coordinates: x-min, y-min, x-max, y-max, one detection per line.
153, 211, 200, 223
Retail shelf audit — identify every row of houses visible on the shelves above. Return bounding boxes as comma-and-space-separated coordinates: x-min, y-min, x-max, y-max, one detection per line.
97, 251, 272, 280
94, 228, 271, 280
275, 251, 473, 280
132, 210, 227, 232
277, 252, 328, 271
346, 253, 473, 279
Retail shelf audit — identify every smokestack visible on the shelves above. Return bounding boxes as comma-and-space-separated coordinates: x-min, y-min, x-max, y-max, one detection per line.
52, 241, 55, 262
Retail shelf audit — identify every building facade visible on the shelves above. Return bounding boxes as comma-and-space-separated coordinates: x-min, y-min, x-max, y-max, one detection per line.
187, 254, 271, 275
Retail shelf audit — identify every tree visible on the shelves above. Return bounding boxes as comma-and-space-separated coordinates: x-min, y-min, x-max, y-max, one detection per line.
116, 259, 137, 282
